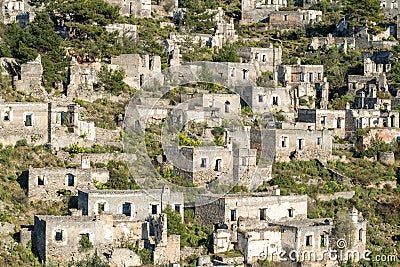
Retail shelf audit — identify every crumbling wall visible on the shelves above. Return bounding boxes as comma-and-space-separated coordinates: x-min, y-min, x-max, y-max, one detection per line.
14, 55, 47, 99
66, 58, 101, 101
110, 54, 161, 89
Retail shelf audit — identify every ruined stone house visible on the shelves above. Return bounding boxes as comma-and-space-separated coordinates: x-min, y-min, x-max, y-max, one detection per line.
14, 55, 46, 99
345, 108, 399, 131
362, 51, 392, 76
28, 157, 109, 201
241, 0, 288, 24
195, 190, 307, 254
348, 74, 388, 94
163, 123, 271, 189
167, 62, 258, 88
277, 60, 329, 110
0, 102, 95, 147
236, 45, 282, 75
295, 0, 318, 8
103, 0, 151, 18
170, 93, 242, 126
309, 34, 356, 51
32, 211, 180, 265
110, 54, 162, 89
195, 190, 305, 229
66, 57, 102, 101
380, 0, 398, 17
77, 186, 184, 221
252, 121, 333, 162
165, 7, 238, 52
235, 85, 293, 114
297, 109, 346, 138
267, 10, 322, 30
164, 145, 234, 187
274, 122, 332, 162
334, 19, 396, 49
0, 0, 34, 26
105, 23, 137, 40
195, 191, 366, 265
240, 212, 366, 264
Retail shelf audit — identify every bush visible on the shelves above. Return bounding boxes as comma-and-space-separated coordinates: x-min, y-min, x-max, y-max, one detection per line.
68, 252, 110, 267
78, 234, 93, 252
179, 133, 202, 146
66, 143, 86, 153
15, 139, 28, 147
123, 242, 152, 264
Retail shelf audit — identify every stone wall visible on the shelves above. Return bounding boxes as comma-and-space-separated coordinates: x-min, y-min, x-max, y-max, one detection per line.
267, 10, 322, 30
241, 0, 288, 24
0, 0, 34, 25
109, 248, 142, 267
33, 214, 115, 263
378, 151, 395, 165
195, 193, 307, 227
236, 45, 282, 74
28, 167, 109, 200
111, 54, 161, 89
78, 187, 184, 220
345, 109, 399, 132
55, 152, 132, 166
105, 23, 137, 40
66, 58, 101, 101
273, 124, 332, 162
316, 191, 355, 201
297, 109, 346, 137
14, 55, 46, 99
104, 0, 151, 18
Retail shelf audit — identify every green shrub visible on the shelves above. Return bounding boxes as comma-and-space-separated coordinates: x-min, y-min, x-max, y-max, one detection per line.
78, 234, 93, 252
15, 139, 28, 147
67, 143, 86, 153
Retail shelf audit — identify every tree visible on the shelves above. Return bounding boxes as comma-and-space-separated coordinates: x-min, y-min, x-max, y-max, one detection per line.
78, 234, 93, 252
163, 205, 185, 236
212, 44, 240, 63
344, 0, 382, 26
2, 12, 68, 87
96, 66, 130, 95
69, 252, 110, 267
